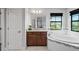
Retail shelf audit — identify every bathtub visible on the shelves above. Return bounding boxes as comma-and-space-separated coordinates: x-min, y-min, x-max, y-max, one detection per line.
47, 31, 79, 51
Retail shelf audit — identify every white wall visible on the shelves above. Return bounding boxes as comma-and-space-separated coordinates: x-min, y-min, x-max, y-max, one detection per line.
25, 8, 31, 30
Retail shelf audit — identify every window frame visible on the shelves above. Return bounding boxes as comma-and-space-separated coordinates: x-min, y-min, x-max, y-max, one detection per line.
71, 13, 79, 32
50, 15, 62, 30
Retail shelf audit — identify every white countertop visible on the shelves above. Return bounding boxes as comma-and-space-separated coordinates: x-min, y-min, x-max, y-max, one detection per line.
26, 30, 48, 32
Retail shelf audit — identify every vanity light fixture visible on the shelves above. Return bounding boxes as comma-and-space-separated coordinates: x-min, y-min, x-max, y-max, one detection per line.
31, 10, 42, 14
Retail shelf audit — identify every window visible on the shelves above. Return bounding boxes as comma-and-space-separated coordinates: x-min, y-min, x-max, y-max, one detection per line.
50, 13, 62, 30
71, 14, 79, 31
70, 9, 79, 32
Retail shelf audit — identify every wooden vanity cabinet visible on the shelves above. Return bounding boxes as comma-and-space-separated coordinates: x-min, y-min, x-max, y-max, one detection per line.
27, 32, 47, 46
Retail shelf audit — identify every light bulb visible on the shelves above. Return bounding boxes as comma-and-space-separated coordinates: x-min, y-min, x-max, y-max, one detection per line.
31, 10, 42, 14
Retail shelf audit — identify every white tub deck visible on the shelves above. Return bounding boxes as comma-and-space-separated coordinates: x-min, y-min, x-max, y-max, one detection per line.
48, 31, 79, 51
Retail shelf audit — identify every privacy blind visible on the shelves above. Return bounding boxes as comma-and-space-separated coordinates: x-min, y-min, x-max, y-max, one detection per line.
50, 13, 63, 16
70, 9, 79, 15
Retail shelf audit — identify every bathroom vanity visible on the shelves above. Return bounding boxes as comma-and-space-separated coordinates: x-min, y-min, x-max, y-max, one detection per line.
27, 30, 47, 46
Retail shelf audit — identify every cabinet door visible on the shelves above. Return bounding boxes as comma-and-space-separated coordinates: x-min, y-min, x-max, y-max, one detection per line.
40, 37, 47, 46
40, 32, 47, 46
27, 36, 36, 46
36, 32, 47, 46
27, 32, 37, 46
35, 32, 41, 46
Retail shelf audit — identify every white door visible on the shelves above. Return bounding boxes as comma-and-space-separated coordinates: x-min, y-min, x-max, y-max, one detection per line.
6, 8, 25, 50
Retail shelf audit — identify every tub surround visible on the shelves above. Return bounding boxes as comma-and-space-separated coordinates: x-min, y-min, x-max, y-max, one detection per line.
48, 34, 79, 43
48, 37, 79, 48
48, 39, 79, 51
48, 32, 79, 49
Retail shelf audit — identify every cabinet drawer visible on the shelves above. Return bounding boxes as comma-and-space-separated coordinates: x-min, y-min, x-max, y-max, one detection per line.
37, 39, 47, 46
27, 39, 36, 46
27, 32, 34, 35
41, 37, 47, 40
27, 35, 36, 37
40, 32, 47, 35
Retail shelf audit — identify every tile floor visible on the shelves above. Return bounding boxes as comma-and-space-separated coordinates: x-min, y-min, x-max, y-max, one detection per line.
26, 46, 48, 51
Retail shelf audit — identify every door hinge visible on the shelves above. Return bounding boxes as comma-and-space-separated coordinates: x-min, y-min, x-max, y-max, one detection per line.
0, 12, 1, 15
0, 27, 1, 30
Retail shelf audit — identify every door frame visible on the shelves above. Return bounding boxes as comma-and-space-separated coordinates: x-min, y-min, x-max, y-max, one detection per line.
1, 8, 6, 50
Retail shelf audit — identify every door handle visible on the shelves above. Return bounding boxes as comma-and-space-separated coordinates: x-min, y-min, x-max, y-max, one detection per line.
18, 30, 21, 33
